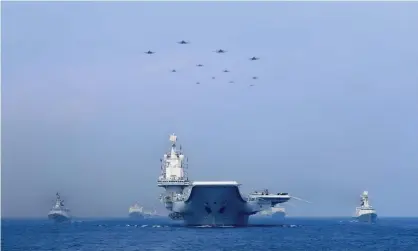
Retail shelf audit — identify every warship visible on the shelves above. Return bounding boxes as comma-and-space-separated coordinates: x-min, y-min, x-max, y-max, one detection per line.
157, 133, 292, 226
48, 192, 71, 222
129, 204, 145, 219
257, 204, 286, 220
354, 191, 377, 223
128, 204, 158, 218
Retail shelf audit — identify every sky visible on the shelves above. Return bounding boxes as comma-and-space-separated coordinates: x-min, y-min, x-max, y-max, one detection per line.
2, 1, 418, 218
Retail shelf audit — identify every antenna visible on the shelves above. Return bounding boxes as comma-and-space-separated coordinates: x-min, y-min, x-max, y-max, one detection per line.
291, 196, 313, 204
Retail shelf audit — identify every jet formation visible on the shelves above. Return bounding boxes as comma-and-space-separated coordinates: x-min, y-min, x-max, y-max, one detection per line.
144, 40, 260, 87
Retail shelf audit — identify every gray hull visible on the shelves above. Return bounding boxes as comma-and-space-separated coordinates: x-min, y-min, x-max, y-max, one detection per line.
272, 212, 285, 220
129, 212, 144, 219
48, 213, 70, 222
173, 185, 252, 226
270, 212, 285, 224
357, 213, 377, 223
254, 212, 285, 224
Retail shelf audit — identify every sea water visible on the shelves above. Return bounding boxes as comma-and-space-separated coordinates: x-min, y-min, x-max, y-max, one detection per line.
2, 217, 418, 250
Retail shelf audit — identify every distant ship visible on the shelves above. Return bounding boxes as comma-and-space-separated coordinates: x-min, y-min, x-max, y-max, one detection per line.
48, 192, 71, 222
354, 191, 377, 223
129, 204, 144, 218
271, 206, 286, 219
128, 204, 157, 219
257, 204, 286, 221
157, 133, 293, 226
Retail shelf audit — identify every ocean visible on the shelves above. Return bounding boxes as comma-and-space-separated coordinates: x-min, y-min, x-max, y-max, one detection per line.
2, 217, 418, 251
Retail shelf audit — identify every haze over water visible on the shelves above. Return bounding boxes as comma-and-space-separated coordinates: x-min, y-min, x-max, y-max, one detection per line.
2, 2, 418, 218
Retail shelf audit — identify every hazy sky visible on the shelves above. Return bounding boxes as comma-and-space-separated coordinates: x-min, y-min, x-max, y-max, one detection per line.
2, 2, 418, 218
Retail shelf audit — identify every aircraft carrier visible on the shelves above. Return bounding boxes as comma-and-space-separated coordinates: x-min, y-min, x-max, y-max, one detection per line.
157, 134, 293, 226
48, 192, 71, 222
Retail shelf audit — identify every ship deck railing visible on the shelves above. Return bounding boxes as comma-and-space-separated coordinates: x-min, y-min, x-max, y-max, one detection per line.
157, 179, 191, 183
50, 208, 70, 211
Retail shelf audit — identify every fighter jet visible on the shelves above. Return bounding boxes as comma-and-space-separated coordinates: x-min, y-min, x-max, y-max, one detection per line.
212, 77, 216, 80
177, 40, 190, 44
249, 84, 255, 87
223, 69, 230, 73
171, 69, 177, 73
214, 49, 227, 54
249, 57, 260, 61
144, 50, 155, 54
229, 81, 235, 84
196, 64, 204, 67
252, 76, 258, 79
196, 82, 201, 85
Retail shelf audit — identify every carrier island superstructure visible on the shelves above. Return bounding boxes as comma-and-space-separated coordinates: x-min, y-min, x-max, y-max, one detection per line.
157, 133, 292, 226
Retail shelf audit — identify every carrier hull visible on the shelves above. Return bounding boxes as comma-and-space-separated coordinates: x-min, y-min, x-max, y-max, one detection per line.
172, 184, 252, 226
